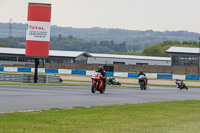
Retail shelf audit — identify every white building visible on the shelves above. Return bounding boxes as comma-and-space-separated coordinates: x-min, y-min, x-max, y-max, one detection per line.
0, 47, 91, 65
88, 53, 171, 66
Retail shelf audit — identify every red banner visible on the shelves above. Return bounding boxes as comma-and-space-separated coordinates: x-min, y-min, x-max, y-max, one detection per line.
26, 3, 51, 57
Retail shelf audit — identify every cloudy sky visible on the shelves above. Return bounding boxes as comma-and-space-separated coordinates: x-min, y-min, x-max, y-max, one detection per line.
1, 0, 200, 33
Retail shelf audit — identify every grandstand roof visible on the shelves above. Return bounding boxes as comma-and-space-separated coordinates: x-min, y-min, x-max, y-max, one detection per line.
0, 47, 171, 61
0, 47, 91, 58
166, 46, 200, 55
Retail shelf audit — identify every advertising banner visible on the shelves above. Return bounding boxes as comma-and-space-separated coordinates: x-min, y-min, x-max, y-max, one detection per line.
25, 3, 51, 57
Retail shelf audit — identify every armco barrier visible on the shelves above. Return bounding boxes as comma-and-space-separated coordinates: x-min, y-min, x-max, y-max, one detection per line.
1, 67, 200, 80
173, 75, 185, 80
157, 74, 172, 79
185, 75, 199, 80
114, 72, 128, 77
0, 72, 59, 83
86, 71, 94, 76
128, 73, 138, 78
146, 73, 157, 79
0, 67, 4, 71
4, 67, 17, 72
46, 75, 60, 83
45, 68, 58, 73
18, 67, 31, 72
0, 73, 23, 82
106, 72, 114, 77
58, 69, 71, 74
71, 70, 86, 75
38, 68, 45, 73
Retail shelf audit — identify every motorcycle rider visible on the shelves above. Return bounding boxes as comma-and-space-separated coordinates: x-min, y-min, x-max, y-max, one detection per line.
108, 77, 114, 84
175, 79, 181, 88
138, 70, 148, 84
96, 66, 107, 88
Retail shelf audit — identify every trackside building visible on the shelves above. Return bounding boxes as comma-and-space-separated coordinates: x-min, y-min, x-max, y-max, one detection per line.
166, 46, 200, 66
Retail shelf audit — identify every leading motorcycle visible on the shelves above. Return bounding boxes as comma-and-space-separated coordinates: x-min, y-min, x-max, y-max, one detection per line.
138, 75, 147, 90
91, 72, 106, 93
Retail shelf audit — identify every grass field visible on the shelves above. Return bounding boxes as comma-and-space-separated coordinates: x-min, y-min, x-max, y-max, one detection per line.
0, 100, 200, 133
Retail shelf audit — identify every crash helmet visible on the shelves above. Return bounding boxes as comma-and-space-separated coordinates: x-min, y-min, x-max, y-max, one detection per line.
140, 70, 143, 73
97, 66, 104, 73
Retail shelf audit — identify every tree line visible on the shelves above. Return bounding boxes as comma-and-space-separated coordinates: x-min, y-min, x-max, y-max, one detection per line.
0, 35, 127, 53
140, 40, 199, 57
1, 22, 200, 52
0, 35, 199, 57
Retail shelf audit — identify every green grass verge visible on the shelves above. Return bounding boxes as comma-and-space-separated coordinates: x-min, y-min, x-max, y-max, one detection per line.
0, 100, 200, 133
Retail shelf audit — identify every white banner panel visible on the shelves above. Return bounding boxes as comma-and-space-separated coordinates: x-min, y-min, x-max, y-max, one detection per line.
4, 67, 18, 72
173, 75, 185, 80
58, 69, 72, 74
86, 71, 95, 76
38, 68, 45, 73
114, 72, 128, 77
26, 21, 50, 41
146, 73, 157, 79
31, 68, 35, 73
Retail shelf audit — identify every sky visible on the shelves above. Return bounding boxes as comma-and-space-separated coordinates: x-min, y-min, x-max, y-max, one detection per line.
1, 0, 200, 33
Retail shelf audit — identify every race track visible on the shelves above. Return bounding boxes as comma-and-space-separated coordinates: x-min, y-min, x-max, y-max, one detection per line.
0, 85, 200, 113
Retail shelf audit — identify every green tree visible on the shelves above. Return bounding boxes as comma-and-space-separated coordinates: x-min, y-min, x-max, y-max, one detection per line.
0, 42, 8, 47
141, 44, 162, 56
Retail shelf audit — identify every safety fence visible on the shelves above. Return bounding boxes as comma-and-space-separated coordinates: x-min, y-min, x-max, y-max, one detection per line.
0, 72, 60, 83
0, 67, 199, 80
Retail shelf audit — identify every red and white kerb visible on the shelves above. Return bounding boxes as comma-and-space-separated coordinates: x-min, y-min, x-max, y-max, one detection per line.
26, 3, 51, 57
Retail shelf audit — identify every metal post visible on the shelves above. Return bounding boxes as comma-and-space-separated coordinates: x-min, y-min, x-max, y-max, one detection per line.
16, 56, 18, 67
43, 58, 45, 68
34, 58, 39, 83
199, 38, 200, 75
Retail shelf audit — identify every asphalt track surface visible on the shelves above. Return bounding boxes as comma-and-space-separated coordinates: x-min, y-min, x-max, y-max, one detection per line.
0, 85, 200, 113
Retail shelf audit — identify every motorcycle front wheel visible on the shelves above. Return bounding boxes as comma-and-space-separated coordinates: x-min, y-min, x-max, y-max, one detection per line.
91, 83, 96, 93
140, 82, 144, 90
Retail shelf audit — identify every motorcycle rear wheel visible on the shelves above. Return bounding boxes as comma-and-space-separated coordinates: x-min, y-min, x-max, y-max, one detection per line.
144, 86, 147, 90
185, 86, 188, 90
100, 86, 106, 94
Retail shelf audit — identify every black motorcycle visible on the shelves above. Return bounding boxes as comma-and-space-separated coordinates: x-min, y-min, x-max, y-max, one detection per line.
176, 80, 188, 90
138, 75, 147, 90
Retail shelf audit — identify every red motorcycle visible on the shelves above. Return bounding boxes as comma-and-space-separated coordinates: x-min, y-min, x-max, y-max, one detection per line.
91, 72, 106, 93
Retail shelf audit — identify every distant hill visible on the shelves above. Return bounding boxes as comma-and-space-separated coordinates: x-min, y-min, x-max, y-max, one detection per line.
0, 22, 199, 50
